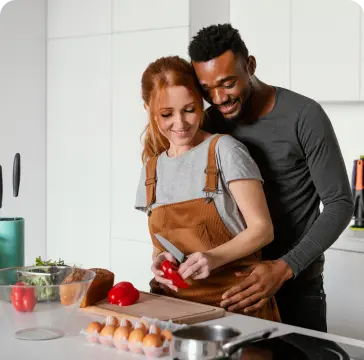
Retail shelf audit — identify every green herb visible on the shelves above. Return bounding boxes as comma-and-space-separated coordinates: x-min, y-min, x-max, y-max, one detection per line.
34, 256, 66, 267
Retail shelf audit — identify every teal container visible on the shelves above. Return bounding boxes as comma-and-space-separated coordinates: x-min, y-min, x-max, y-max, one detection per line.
0, 217, 24, 269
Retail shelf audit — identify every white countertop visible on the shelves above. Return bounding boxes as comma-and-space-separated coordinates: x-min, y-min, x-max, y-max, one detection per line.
1, 310, 364, 360
330, 228, 364, 254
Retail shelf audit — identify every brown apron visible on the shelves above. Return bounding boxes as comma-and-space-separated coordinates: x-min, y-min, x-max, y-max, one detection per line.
144, 134, 281, 322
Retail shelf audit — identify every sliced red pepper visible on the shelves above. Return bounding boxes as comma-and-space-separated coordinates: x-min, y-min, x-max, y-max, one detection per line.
160, 260, 189, 289
107, 282, 140, 306
11, 282, 37, 312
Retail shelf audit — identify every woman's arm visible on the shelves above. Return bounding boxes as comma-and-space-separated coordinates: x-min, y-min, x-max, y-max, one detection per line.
178, 178, 273, 280
207, 178, 273, 269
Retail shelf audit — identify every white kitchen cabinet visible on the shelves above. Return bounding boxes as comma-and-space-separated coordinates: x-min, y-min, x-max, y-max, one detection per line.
230, 0, 291, 89
111, 28, 189, 243
47, 36, 111, 269
47, 0, 111, 38
291, 0, 361, 101
111, 238, 153, 291
112, 0, 189, 33
324, 248, 364, 341
361, 11, 364, 100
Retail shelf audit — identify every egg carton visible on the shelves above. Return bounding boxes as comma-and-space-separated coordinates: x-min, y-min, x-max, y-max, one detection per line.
80, 317, 187, 358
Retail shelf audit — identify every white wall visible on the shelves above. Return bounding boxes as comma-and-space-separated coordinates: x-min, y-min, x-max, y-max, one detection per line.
322, 103, 364, 179
46, 0, 190, 290
0, 0, 47, 265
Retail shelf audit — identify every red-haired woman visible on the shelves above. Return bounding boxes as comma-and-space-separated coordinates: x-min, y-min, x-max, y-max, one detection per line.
134, 56, 280, 321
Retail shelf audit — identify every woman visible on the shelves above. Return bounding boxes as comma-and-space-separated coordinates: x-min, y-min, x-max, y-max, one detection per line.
134, 56, 280, 321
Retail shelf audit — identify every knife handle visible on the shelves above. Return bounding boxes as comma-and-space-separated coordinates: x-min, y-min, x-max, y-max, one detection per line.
0, 165, 3, 208
13, 153, 21, 197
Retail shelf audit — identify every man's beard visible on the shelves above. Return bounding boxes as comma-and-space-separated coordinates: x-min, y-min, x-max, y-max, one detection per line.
222, 80, 254, 125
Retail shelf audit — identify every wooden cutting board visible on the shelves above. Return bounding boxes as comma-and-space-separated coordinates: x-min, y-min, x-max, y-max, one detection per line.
81, 291, 225, 324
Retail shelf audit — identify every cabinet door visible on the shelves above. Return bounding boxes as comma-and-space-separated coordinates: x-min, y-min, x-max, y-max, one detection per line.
291, 0, 361, 101
324, 248, 364, 341
47, 36, 112, 270
230, 0, 291, 88
361, 11, 364, 100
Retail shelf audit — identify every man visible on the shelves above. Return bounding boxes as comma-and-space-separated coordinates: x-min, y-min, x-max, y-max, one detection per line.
188, 23, 354, 332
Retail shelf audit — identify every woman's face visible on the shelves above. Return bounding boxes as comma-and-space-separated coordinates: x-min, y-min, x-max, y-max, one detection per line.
156, 86, 201, 149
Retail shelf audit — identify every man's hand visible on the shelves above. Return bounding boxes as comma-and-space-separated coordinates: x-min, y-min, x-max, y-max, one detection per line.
220, 259, 293, 313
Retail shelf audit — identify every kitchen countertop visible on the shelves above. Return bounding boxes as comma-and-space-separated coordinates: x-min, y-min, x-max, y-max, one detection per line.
1, 310, 364, 359
330, 227, 364, 254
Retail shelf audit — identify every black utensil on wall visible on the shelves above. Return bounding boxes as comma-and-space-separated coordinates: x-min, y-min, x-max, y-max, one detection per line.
12, 153, 21, 197
0, 164, 3, 209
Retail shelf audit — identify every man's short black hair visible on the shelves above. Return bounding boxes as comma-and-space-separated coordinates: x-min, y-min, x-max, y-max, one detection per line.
188, 23, 249, 63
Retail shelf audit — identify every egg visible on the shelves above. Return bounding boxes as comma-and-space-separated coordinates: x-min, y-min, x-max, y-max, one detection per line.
105, 315, 119, 327
128, 328, 145, 343
143, 333, 162, 348
119, 318, 133, 329
160, 329, 172, 341
148, 324, 161, 336
100, 325, 117, 337
128, 328, 145, 353
85, 321, 104, 334
113, 326, 130, 341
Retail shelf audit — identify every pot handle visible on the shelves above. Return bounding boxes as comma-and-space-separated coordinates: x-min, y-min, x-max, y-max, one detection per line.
221, 327, 278, 357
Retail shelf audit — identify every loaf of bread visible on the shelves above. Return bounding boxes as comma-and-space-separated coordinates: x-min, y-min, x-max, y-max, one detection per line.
60, 268, 114, 307
80, 268, 114, 308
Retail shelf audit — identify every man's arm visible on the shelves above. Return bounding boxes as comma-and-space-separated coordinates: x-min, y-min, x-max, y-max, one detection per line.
281, 101, 354, 276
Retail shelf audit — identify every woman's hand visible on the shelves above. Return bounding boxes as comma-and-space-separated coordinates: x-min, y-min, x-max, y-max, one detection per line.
178, 252, 216, 280
151, 251, 178, 292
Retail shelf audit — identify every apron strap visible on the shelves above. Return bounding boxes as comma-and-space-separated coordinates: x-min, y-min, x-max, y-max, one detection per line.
203, 134, 224, 193
145, 156, 158, 208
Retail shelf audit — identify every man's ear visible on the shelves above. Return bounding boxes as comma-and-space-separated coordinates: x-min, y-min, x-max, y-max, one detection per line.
247, 56, 256, 77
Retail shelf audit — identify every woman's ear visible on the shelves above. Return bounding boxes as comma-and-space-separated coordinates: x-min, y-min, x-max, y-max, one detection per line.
144, 103, 149, 111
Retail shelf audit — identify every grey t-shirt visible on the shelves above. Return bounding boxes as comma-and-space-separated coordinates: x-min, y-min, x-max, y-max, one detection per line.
202, 86, 354, 278
134, 134, 263, 237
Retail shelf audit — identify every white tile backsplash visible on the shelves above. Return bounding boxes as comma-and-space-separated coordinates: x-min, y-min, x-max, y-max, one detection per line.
47, 0, 111, 38
112, 0, 189, 32
47, 36, 112, 269
111, 28, 189, 242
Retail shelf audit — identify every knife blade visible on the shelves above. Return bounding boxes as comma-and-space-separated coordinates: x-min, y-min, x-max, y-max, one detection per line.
155, 233, 185, 264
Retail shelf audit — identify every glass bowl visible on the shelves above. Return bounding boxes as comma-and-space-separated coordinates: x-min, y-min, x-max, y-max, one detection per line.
0, 266, 96, 341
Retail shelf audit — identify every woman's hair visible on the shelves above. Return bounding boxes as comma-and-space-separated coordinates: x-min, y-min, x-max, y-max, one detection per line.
140, 55, 204, 163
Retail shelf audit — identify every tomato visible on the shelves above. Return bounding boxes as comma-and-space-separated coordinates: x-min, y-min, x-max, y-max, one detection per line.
11, 282, 37, 312
107, 281, 140, 306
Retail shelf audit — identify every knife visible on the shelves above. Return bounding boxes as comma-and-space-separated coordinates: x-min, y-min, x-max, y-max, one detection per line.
154, 234, 185, 264
12, 153, 21, 197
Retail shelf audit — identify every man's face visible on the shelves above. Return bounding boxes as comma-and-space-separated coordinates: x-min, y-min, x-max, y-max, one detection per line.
192, 50, 254, 122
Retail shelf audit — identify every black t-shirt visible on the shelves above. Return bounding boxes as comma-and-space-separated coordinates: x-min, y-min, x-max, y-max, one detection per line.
203, 86, 353, 279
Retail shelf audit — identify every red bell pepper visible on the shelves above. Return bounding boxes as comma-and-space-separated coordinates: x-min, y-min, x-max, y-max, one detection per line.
160, 260, 189, 289
11, 282, 37, 312
108, 281, 140, 306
